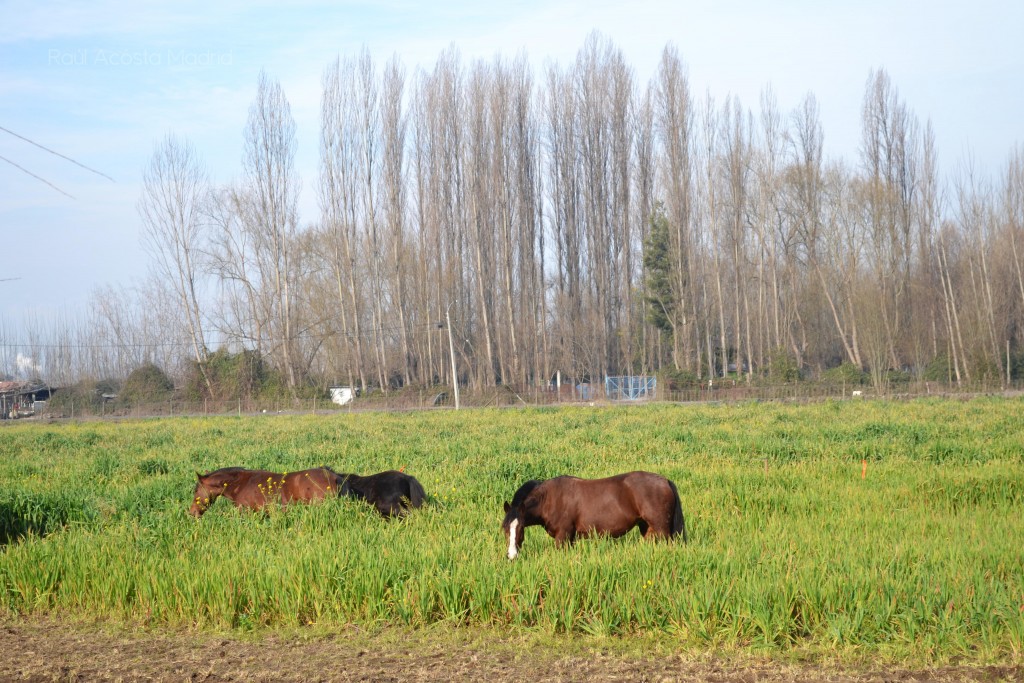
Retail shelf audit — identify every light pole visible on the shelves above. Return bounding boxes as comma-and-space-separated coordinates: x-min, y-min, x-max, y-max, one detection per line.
445, 301, 460, 410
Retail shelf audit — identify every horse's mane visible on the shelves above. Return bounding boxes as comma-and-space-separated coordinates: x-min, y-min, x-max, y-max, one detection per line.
510, 479, 543, 508
200, 467, 249, 480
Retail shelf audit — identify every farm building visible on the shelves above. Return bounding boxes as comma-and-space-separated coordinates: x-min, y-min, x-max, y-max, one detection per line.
0, 380, 52, 419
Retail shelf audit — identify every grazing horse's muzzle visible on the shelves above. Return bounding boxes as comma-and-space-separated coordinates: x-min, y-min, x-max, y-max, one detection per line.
189, 478, 216, 517
505, 518, 521, 560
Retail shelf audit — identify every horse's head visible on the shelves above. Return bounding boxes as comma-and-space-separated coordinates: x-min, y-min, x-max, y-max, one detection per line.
502, 479, 542, 560
501, 501, 525, 560
189, 471, 225, 517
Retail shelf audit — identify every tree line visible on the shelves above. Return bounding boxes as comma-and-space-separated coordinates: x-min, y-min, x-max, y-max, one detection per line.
3, 34, 1024, 397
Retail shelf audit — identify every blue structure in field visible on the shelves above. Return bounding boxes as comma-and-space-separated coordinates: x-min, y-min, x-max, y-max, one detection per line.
604, 376, 656, 401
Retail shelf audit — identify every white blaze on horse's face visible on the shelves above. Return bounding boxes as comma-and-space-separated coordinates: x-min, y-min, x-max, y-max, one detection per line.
507, 519, 519, 560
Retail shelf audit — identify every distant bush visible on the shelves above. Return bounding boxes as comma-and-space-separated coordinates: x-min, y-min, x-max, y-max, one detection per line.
119, 364, 174, 405
820, 362, 867, 386
968, 353, 1003, 383
924, 354, 1008, 385
766, 348, 801, 383
885, 368, 912, 385
660, 368, 700, 389
48, 378, 120, 415
1009, 350, 1024, 381
184, 349, 278, 401
924, 355, 954, 382
181, 349, 326, 401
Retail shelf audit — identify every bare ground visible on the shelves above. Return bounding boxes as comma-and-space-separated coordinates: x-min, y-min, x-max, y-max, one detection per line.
1, 619, 1022, 683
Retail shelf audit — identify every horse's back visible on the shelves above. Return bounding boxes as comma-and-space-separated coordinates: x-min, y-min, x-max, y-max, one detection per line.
544, 471, 676, 538
617, 469, 675, 507
374, 470, 426, 503
223, 468, 275, 492
339, 470, 427, 516
283, 467, 340, 502
552, 471, 671, 499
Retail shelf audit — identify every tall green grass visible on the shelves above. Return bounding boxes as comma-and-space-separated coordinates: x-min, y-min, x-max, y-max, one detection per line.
1, 398, 1023, 661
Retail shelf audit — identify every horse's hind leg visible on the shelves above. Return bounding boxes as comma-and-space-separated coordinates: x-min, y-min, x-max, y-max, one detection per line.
376, 496, 406, 517
641, 517, 672, 540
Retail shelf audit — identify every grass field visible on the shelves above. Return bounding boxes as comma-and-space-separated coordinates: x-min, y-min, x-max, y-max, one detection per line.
1, 398, 1023, 663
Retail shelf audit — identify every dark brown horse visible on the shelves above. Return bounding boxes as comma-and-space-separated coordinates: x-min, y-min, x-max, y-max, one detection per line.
188, 467, 340, 517
335, 470, 427, 517
501, 471, 686, 559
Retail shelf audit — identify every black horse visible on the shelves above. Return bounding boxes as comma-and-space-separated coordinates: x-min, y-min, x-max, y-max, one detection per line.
332, 469, 427, 517
501, 471, 686, 559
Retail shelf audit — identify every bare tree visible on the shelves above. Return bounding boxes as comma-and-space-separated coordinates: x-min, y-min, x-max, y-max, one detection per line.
138, 134, 212, 393
653, 47, 696, 373
96, 38, 1024, 396
720, 96, 754, 381
380, 56, 413, 387
320, 56, 370, 392
1003, 146, 1024, 347
212, 71, 304, 395
860, 69, 919, 371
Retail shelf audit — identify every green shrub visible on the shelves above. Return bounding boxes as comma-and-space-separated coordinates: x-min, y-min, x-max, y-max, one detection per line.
885, 367, 912, 384
119, 364, 174, 405
820, 362, 867, 386
184, 349, 281, 401
766, 348, 801, 383
924, 355, 954, 382
47, 379, 119, 415
660, 367, 699, 389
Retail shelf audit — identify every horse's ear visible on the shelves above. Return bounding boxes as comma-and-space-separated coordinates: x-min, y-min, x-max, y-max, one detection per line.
503, 501, 511, 514
195, 471, 202, 480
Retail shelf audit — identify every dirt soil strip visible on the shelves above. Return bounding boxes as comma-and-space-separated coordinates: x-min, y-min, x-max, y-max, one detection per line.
1, 620, 1022, 683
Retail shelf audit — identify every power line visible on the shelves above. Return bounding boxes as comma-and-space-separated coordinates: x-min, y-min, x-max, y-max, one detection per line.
0, 338, 213, 351
0, 320, 451, 351
0, 154, 75, 199
0, 125, 115, 182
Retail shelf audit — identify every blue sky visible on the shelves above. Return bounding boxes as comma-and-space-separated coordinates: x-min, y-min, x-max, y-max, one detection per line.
1, 0, 1022, 325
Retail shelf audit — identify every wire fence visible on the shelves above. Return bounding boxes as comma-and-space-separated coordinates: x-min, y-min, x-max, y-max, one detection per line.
5, 377, 1023, 423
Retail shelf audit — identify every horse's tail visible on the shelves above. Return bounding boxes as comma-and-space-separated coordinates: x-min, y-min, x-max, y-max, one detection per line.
668, 479, 687, 543
406, 475, 427, 509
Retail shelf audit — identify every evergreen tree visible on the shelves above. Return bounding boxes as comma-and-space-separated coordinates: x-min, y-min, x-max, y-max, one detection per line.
643, 203, 676, 336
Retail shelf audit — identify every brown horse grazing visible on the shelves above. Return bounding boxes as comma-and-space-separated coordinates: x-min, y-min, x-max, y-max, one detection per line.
335, 470, 427, 517
189, 467, 340, 517
501, 471, 686, 560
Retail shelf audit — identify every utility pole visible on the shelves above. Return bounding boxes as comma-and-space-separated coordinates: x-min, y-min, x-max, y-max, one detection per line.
445, 302, 460, 410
